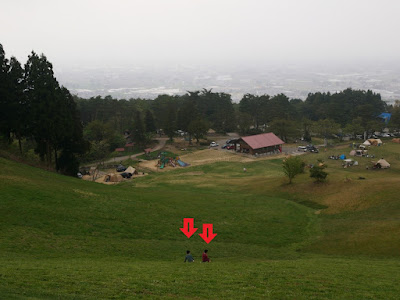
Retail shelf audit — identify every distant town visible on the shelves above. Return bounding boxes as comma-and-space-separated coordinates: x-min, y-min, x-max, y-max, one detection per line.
55, 63, 400, 103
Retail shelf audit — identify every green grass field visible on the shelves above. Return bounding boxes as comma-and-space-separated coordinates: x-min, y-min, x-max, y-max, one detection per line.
1, 141, 400, 299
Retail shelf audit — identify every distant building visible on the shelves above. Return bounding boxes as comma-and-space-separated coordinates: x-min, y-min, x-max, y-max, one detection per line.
125, 143, 135, 150
235, 133, 284, 155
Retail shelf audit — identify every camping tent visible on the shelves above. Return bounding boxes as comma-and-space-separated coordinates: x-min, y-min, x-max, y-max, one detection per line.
207, 128, 216, 135
363, 140, 371, 146
125, 166, 136, 174
368, 139, 383, 146
349, 150, 356, 156
392, 138, 400, 144
339, 154, 346, 160
377, 159, 390, 169
110, 174, 123, 182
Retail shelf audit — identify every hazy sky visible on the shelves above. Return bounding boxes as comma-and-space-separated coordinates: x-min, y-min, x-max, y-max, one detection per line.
2, 0, 400, 68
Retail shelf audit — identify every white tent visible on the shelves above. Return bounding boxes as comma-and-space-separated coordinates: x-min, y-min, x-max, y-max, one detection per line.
377, 159, 390, 168
363, 140, 371, 146
125, 166, 136, 174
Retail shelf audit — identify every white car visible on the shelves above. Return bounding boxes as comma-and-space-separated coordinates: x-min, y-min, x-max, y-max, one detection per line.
210, 142, 219, 147
297, 146, 307, 152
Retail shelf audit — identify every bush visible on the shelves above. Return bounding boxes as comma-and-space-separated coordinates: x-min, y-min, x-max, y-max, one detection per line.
310, 161, 328, 182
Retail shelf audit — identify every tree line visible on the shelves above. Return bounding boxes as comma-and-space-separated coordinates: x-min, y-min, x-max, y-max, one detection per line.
0, 44, 87, 175
75, 87, 393, 146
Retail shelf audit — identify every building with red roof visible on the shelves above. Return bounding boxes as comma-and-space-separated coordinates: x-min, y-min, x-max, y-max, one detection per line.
235, 132, 284, 155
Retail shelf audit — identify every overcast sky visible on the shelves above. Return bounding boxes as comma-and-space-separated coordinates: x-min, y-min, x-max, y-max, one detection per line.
1, 0, 400, 68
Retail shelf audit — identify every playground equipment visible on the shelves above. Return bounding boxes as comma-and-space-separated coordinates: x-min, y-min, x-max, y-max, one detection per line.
177, 159, 189, 167
157, 153, 190, 169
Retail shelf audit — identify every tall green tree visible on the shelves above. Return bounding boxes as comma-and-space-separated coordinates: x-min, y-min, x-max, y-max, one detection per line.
389, 101, 400, 130
23, 51, 87, 172
239, 94, 269, 129
188, 118, 209, 144
269, 119, 298, 143
132, 110, 146, 147
0, 44, 11, 143
144, 109, 156, 133
24, 52, 60, 164
313, 119, 340, 145
164, 103, 177, 141
236, 111, 253, 135
7, 56, 27, 153
282, 156, 305, 184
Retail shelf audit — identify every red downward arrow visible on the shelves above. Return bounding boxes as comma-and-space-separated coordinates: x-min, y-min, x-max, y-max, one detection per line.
198, 223, 217, 244
179, 218, 198, 238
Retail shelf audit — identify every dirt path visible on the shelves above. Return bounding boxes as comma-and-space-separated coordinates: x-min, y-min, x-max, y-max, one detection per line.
88, 138, 168, 166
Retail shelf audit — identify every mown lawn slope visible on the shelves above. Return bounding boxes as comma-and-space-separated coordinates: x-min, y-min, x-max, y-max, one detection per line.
1, 141, 400, 299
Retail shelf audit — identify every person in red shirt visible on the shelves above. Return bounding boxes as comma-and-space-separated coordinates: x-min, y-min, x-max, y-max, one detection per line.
202, 249, 210, 262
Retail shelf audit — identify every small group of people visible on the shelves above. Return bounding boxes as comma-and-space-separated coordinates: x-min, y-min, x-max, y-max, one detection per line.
184, 249, 210, 263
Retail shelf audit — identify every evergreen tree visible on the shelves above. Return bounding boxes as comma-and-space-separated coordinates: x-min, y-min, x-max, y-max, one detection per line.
164, 103, 177, 141
144, 109, 156, 133
310, 160, 328, 183
8, 57, 27, 154
0, 44, 11, 143
132, 110, 146, 147
24, 52, 60, 164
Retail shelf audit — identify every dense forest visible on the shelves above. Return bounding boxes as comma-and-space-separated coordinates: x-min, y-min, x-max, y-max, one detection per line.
1, 44, 400, 175
0, 44, 88, 175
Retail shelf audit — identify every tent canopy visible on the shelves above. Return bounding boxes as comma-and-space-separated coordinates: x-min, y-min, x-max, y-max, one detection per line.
363, 140, 371, 146
125, 166, 136, 174
377, 159, 390, 168
368, 139, 382, 146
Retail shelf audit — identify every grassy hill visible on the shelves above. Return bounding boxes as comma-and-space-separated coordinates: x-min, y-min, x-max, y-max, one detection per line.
1, 141, 400, 299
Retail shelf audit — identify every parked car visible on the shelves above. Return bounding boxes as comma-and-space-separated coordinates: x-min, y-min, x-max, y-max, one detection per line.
298, 146, 307, 152
226, 144, 235, 150
306, 145, 319, 153
221, 144, 227, 149
210, 142, 219, 147
116, 164, 126, 172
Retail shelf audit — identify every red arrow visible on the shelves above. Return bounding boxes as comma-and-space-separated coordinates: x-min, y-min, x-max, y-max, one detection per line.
179, 218, 198, 238
198, 223, 217, 244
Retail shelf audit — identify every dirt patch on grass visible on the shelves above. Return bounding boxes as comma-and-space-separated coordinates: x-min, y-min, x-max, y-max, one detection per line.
180, 149, 251, 166
73, 189, 98, 197
139, 148, 290, 172
0, 175, 33, 184
139, 160, 163, 172
183, 172, 205, 176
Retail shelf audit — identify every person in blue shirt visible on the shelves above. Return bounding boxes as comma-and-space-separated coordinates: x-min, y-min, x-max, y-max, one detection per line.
184, 250, 194, 262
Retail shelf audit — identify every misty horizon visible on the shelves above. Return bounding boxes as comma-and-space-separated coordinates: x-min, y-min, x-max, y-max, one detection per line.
2, 0, 400, 102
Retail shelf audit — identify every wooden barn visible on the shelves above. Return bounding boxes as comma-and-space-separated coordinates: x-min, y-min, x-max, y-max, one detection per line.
235, 133, 284, 155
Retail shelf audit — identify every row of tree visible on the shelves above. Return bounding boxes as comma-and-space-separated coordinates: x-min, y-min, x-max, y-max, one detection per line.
0, 44, 87, 175
76, 87, 393, 146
